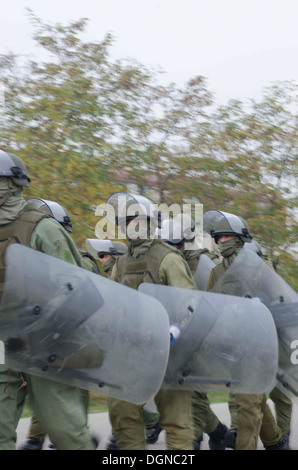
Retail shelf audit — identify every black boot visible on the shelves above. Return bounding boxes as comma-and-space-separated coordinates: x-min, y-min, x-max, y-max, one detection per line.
48, 443, 57, 450
193, 436, 203, 450
225, 428, 237, 449
265, 434, 290, 450
208, 422, 229, 450
106, 434, 118, 450
18, 438, 43, 450
146, 423, 163, 444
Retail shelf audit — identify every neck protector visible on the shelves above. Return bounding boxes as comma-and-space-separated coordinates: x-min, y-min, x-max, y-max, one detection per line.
0, 178, 26, 225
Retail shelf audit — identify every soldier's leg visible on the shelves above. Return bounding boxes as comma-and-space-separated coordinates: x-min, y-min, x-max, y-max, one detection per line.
155, 389, 193, 450
0, 367, 27, 450
259, 394, 282, 447
192, 391, 206, 440
108, 397, 145, 450
192, 390, 220, 444
28, 375, 95, 450
17, 414, 46, 450
142, 408, 159, 428
269, 387, 292, 435
27, 415, 46, 443
224, 393, 238, 448
142, 407, 162, 445
234, 393, 263, 450
192, 392, 228, 450
195, 392, 219, 434
105, 396, 118, 450
228, 393, 238, 429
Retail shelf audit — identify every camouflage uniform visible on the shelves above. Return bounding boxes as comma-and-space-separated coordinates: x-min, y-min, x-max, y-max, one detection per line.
108, 239, 196, 450
0, 157, 96, 450
18, 203, 99, 450
181, 246, 227, 448
206, 239, 282, 450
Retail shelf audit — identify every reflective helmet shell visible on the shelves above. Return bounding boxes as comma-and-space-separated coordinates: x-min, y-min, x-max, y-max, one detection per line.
0, 150, 30, 187
105, 192, 160, 229
157, 218, 185, 244
85, 239, 128, 259
26, 198, 73, 232
157, 215, 198, 244
203, 210, 252, 243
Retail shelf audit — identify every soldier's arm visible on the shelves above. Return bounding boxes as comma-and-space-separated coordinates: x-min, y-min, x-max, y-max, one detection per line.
79, 251, 100, 274
158, 252, 197, 290
30, 217, 85, 267
205, 271, 215, 291
109, 261, 118, 281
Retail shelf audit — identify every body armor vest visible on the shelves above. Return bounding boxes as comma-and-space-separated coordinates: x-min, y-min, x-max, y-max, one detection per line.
184, 248, 219, 273
0, 205, 51, 297
210, 262, 227, 284
115, 240, 181, 289
184, 251, 200, 273
184, 248, 211, 273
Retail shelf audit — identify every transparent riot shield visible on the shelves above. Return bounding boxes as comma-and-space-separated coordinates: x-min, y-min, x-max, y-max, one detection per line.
193, 254, 216, 290
0, 244, 170, 404
138, 283, 278, 394
211, 248, 298, 397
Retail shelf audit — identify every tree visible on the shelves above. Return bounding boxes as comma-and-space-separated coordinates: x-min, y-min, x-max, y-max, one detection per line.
0, 12, 126, 246
107, 73, 214, 204
204, 86, 298, 288
0, 13, 296, 288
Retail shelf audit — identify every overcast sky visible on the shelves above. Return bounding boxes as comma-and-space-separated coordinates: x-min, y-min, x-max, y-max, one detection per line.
1, 0, 298, 104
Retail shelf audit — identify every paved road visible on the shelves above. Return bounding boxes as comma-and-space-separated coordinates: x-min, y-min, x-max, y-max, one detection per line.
16, 398, 298, 450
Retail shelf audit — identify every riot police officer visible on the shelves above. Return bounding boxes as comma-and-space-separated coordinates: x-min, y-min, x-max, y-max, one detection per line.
16, 198, 99, 450
204, 209, 287, 450
0, 151, 96, 450
85, 237, 163, 450
85, 238, 127, 277
158, 215, 228, 450
105, 192, 197, 450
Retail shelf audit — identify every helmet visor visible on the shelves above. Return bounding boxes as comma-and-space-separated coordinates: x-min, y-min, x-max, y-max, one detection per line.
203, 210, 250, 239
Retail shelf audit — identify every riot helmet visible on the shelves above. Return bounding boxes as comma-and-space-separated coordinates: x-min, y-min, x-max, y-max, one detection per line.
157, 214, 199, 245
203, 210, 252, 244
157, 218, 185, 245
105, 192, 160, 239
26, 198, 73, 232
0, 150, 30, 187
85, 239, 128, 260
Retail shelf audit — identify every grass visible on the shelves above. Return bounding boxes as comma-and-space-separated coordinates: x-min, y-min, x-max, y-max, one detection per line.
88, 393, 108, 413
21, 393, 108, 418
208, 391, 229, 404
22, 391, 228, 418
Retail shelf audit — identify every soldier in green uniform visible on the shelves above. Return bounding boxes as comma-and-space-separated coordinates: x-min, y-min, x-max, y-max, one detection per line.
85, 238, 128, 278
17, 199, 99, 450
268, 388, 292, 445
157, 216, 229, 450
0, 151, 97, 450
85, 237, 163, 449
227, 240, 293, 448
105, 192, 196, 450
204, 210, 288, 450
